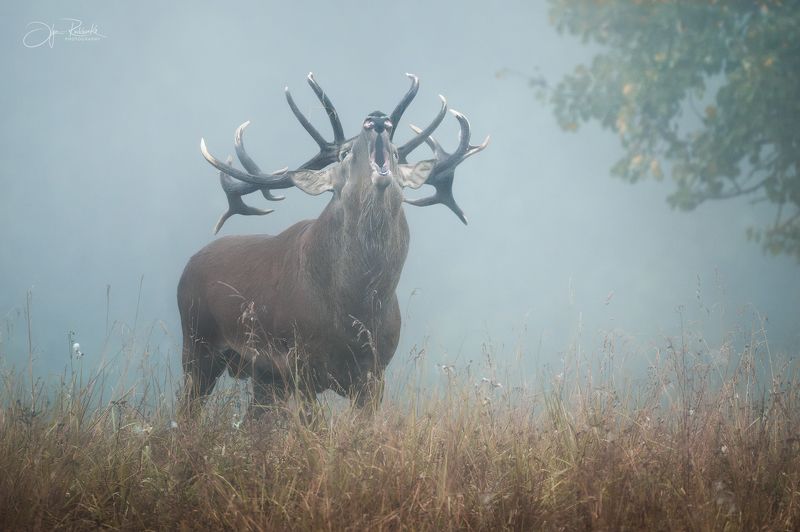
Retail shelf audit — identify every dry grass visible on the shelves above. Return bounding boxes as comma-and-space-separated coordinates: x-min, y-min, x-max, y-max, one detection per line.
1, 328, 798, 531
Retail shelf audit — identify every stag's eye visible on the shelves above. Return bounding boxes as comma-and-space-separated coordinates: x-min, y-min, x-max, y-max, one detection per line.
338, 148, 350, 161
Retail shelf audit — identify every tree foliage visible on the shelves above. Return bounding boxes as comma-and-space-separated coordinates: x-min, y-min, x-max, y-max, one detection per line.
547, 0, 800, 261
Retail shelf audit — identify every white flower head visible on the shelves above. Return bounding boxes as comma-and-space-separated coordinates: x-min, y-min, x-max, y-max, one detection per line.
131, 423, 153, 435
437, 364, 455, 374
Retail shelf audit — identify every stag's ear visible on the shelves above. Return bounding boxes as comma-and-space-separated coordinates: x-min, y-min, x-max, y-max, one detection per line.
397, 160, 434, 189
290, 165, 338, 195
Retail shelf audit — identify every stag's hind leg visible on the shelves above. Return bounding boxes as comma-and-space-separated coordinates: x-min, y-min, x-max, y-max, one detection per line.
180, 337, 227, 419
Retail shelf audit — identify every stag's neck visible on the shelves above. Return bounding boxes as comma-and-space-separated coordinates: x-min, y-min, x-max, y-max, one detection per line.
302, 187, 409, 314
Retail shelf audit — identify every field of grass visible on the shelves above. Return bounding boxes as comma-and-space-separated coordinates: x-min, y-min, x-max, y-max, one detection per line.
1, 322, 798, 531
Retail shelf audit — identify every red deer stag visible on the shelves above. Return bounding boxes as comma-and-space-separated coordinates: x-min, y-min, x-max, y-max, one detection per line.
178, 73, 487, 417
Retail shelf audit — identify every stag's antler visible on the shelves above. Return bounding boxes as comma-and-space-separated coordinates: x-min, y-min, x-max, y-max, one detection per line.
201, 73, 487, 231
212, 155, 274, 235
201, 73, 356, 233
403, 110, 489, 225
389, 77, 487, 224
200, 133, 293, 233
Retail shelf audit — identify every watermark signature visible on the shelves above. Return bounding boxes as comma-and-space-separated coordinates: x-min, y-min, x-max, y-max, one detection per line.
23, 18, 106, 49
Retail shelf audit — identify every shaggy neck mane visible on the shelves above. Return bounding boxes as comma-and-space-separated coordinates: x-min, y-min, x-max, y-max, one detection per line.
305, 185, 409, 316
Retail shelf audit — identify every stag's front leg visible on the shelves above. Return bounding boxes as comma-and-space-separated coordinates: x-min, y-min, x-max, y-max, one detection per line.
179, 340, 227, 420
295, 385, 323, 427
349, 369, 385, 416
285, 360, 323, 426
249, 373, 289, 421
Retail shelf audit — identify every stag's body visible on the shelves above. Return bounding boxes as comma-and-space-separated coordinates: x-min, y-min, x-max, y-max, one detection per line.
179, 73, 486, 416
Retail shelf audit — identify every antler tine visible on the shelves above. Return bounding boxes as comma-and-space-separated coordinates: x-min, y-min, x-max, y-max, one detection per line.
403, 109, 489, 225
213, 156, 275, 235
284, 88, 328, 149
398, 95, 447, 163
307, 72, 346, 143
235, 121, 285, 201
284, 74, 350, 171
409, 124, 444, 158
437, 110, 489, 173
201, 137, 293, 188
389, 73, 419, 141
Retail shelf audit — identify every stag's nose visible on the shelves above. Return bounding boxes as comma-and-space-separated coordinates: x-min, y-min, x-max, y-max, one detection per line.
363, 112, 393, 134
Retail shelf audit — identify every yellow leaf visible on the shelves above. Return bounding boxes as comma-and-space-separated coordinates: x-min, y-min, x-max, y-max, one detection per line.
622, 83, 635, 97
650, 159, 663, 179
616, 115, 628, 134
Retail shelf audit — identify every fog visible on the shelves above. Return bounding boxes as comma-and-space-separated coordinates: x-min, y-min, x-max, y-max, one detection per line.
1, 1, 797, 391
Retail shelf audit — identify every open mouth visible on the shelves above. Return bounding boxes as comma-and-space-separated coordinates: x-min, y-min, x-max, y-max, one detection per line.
370, 134, 391, 176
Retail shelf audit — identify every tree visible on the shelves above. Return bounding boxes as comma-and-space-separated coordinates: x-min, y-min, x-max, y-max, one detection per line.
545, 0, 800, 261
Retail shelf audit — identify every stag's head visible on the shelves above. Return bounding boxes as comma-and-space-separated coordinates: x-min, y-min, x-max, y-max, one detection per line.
304, 110, 404, 205
200, 73, 488, 234
354, 111, 396, 190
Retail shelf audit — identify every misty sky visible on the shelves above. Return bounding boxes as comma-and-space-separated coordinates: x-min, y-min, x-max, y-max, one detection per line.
1, 1, 797, 388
